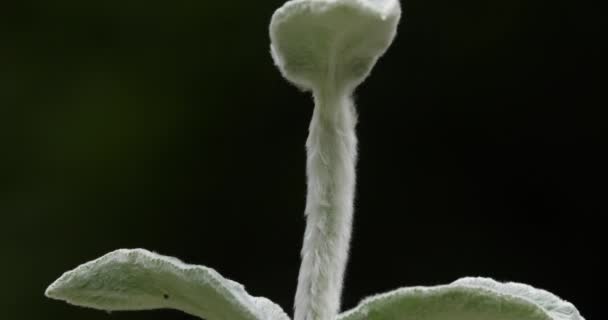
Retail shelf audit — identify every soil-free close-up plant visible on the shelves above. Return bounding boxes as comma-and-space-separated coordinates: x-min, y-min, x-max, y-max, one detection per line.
46, 1, 585, 320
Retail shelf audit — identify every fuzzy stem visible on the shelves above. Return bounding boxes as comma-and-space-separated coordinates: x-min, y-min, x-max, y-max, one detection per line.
294, 87, 358, 320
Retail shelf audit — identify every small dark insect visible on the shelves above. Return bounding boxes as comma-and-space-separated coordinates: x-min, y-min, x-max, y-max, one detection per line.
163, 293, 169, 300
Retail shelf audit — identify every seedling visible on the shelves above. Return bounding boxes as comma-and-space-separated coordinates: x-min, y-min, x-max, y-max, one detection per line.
46, 1, 584, 320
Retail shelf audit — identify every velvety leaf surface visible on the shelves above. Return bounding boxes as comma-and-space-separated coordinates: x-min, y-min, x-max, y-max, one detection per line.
339, 281, 558, 320
46, 249, 289, 320
453, 277, 585, 320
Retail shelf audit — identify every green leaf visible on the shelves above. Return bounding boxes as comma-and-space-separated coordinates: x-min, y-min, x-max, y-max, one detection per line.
453, 277, 585, 320
45, 249, 289, 320
270, 0, 401, 92
338, 277, 584, 320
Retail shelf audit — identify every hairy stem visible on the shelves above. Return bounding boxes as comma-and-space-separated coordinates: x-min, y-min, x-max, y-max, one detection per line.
294, 87, 358, 320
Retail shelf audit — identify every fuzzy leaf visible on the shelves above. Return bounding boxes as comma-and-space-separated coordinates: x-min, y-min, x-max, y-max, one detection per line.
453, 277, 585, 320
45, 249, 289, 320
338, 278, 584, 320
270, 0, 401, 92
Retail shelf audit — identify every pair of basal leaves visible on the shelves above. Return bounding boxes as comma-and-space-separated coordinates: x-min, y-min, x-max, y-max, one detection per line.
46, 1, 585, 320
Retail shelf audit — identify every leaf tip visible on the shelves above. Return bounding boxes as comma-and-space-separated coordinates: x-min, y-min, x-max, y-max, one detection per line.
45, 269, 74, 301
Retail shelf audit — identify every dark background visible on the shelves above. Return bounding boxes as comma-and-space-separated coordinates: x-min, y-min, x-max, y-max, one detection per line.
1, 0, 603, 319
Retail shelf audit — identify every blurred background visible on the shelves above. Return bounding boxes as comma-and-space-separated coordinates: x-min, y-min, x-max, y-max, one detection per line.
1, 0, 603, 319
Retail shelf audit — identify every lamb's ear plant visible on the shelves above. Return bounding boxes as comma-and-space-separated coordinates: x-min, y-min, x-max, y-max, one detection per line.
46, 1, 585, 320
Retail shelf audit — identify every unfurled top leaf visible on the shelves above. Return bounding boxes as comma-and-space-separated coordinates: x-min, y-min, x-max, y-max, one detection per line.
270, 0, 401, 92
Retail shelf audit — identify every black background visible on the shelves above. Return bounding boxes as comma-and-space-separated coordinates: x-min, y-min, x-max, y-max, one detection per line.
1, 0, 603, 319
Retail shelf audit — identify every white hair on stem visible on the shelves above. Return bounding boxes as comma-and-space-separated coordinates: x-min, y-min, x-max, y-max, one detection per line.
295, 88, 358, 320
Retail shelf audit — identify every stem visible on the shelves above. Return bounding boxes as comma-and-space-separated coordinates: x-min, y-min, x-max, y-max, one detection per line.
294, 87, 358, 320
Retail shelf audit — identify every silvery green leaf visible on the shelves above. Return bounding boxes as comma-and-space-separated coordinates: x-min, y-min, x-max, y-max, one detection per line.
270, 0, 401, 92
338, 277, 584, 320
45, 249, 289, 320
453, 277, 585, 320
